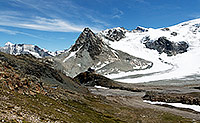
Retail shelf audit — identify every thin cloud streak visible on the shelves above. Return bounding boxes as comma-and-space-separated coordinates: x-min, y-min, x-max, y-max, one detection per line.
0, 27, 47, 40
86, 15, 110, 27
0, 15, 84, 32
19, 17, 84, 32
112, 8, 124, 19
0, 28, 17, 35
5, 0, 107, 32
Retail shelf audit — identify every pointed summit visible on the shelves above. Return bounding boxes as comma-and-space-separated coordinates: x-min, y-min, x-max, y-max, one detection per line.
71, 28, 104, 58
82, 27, 93, 34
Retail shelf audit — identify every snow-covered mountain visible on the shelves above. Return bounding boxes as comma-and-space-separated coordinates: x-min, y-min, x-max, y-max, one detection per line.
2, 18, 200, 84
53, 28, 152, 77
99, 18, 200, 84
0, 42, 57, 58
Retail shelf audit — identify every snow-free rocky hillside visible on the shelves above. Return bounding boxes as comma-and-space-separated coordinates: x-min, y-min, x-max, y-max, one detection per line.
99, 18, 200, 84
0, 42, 56, 58
53, 28, 152, 77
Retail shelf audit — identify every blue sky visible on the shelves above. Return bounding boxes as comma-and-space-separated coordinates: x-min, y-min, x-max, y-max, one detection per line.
0, 0, 200, 51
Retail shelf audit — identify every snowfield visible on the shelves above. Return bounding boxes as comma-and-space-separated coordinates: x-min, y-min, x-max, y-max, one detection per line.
143, 100, 200, 112
103, 18, 200, 83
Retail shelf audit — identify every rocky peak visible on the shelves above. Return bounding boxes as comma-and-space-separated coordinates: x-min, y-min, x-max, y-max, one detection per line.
71, 28, 104, 59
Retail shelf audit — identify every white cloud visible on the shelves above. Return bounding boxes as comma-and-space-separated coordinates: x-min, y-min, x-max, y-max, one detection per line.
112, 15, 121, 19
19, 17, 84, 32
0, 27, 46, 40
3, 0, 106, 32
0, 28, 17, 35
0, 15, 85, 32
112, 8, 124, 19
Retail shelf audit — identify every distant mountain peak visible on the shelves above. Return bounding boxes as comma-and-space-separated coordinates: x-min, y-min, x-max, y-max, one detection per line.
0, 42, 55, 58
5, 41, 14, 46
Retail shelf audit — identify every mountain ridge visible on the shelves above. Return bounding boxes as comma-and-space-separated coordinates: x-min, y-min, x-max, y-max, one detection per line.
0, 42, 57, 58
1, 18, 200, 81
102, 18, 200, 83
53, 27, 152, 77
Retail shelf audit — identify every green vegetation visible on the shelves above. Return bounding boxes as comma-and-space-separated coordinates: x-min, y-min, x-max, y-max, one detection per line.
0, 52, 199, 122
0, 86, 197, 122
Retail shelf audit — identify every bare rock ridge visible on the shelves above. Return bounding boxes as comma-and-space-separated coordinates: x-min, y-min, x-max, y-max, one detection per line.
54, 28, 152, 77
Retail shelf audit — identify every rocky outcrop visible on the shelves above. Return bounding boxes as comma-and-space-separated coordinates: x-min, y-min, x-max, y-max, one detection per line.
144, 37, 189, 56
54, 28, 152, 77
98, 27, 127, 41
74, 70, 143, 92
0, 52, 87, 93
161, 27, 170, 31
143, 91, 200, 106
171, 32, 178, 36
132, 26, 148, 33
0, 61, 45, 95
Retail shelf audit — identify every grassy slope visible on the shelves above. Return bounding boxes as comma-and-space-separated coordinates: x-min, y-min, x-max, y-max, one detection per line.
0, 84, 197, 123
0, 52, 198, 122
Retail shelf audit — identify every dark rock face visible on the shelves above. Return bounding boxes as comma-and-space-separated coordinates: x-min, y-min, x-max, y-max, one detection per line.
34, 45, 53, 57
161, 28, 170, 31
102, 27, 126, 41
74, 71, 119, 87
175, 41, 189, 53
143, 91, 200, 106
132, 26, 148, 33
171, 32, 178, 36
144, 37, 189, 56
74, 71, 143, 92
71, 28, 103, 59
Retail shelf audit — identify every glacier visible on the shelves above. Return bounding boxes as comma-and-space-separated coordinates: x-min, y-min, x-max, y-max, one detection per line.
102, 18, 200, 83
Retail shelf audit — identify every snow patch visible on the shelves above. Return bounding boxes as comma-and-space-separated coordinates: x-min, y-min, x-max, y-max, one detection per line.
63, 51, 76, 62
5, 42, 14, 46
144, 100, 200, 112
94, 85, 109, 89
